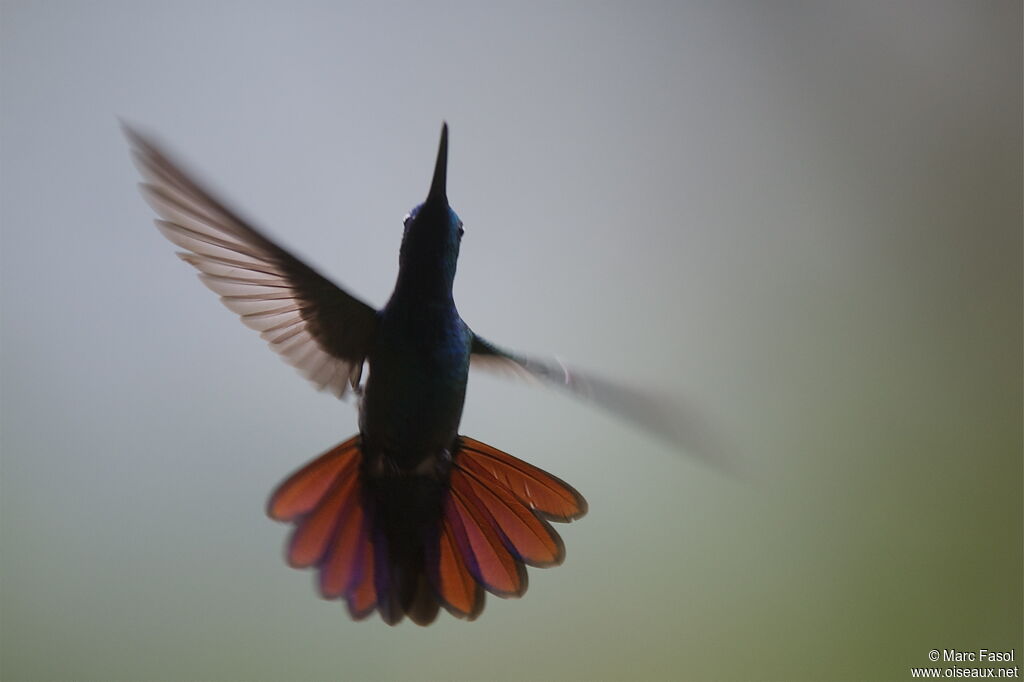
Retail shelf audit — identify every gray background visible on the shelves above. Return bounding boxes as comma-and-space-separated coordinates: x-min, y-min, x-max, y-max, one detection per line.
2, 2, 1020, 680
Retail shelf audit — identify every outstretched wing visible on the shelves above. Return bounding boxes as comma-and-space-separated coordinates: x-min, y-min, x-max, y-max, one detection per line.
127, 126, 378, 398
470, 335, 737, 474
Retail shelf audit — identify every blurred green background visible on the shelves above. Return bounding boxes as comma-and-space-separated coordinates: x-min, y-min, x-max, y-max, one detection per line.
1, 1, 1020, 680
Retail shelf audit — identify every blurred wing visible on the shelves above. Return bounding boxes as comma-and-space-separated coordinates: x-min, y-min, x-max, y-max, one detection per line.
470, 335, 737, 474
127, 126, 377, 398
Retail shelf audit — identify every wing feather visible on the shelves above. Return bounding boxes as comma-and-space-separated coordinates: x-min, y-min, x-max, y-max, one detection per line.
470, 334, 737, 473
127, 126, 377, 398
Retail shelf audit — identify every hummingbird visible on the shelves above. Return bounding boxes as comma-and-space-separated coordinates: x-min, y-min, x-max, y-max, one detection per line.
127, 123, 720, 625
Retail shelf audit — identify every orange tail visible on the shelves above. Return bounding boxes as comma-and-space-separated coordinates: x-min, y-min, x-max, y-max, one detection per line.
267, 435, 587, 625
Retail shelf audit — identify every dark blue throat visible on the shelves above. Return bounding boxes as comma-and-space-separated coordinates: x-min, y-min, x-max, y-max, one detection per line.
391, 201, 462, 305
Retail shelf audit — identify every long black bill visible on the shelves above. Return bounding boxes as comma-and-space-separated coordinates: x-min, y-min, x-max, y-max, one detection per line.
427, 122, 448, 203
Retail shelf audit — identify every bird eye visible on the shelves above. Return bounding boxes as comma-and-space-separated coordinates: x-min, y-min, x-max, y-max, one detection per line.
403, 213, 412, 225
457, 222, 465, 238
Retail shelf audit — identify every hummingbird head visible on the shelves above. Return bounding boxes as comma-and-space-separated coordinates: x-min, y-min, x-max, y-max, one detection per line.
397, 123, 464, 295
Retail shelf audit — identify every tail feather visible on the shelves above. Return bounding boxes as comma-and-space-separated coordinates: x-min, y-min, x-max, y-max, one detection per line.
286, 472, 357, 568
407, 573, 441, 626
451, 464, 563, 567
432, 516, 484, 619
267, 436, 359, 522
317, 492, 366, 598
344, 529, 377, 619
267, 434, 587, 625
446, 486, 526, 597
373, 532, 404, 625
457, 436, 588, 521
